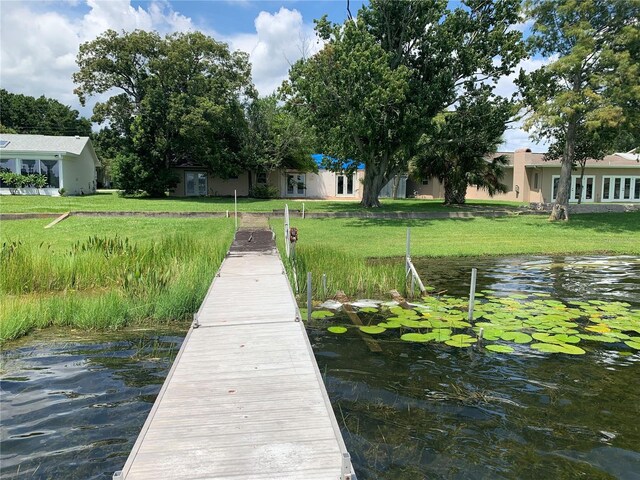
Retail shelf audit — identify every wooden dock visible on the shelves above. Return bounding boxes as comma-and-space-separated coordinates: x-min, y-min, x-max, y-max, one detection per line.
114, 229, 355, 479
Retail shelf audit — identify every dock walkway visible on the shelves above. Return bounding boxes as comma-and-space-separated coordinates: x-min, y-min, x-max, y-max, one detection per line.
115, 222, 354, 479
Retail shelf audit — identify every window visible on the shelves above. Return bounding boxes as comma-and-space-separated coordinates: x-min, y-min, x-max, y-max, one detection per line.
1, 159, 60, 188
0, 140, 10, 148
21, 159, 37, 175
40, 160, 60, 188
601, 176, 640, 202
552, 177, 560, 200
533, 172, 539, 190
336, 174, 354, 196
422, 179, 429, 185
256, 171, 267, 184
286, 173, 305, 196
185, 171, 207, 196
0, 159, 17, 188
552, 175, 595, 202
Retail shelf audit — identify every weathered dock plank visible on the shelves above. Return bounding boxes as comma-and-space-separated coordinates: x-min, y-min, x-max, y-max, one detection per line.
115, 232, 354, 480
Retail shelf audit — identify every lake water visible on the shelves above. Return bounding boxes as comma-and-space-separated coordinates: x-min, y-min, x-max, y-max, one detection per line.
1, 256, 639, 479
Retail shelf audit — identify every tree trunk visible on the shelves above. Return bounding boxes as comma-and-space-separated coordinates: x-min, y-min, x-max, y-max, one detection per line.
550, 75, 581, 221
391, 175, 401, 199
361, 161, 388, 208
549, 123, 575, 221
443, 176, 467, 205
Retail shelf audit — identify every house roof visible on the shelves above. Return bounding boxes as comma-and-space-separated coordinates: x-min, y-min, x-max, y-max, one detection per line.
311, 153, 365, 170
0, 134, 91, 156
495, 150, 640, 168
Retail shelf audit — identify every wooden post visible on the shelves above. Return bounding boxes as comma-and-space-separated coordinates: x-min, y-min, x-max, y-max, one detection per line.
468, 268, 477, 322
307, 271, 312, 322
406, 228, 411, 296
234, 190, 238, 230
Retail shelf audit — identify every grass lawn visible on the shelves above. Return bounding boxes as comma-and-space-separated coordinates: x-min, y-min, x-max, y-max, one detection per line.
1, 217, 235, 343
0, 191, 524, 214
273, 212, 640, 258
271, 212, 640, 298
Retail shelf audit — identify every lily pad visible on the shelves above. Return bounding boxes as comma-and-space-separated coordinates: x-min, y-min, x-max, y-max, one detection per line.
485, 344, 515, 353
401, 333, 433, 343
553, 334, 581, 344
359, 307, 379, 313
328, 326, 347, 334
530, 342, 565, 353
359, 326, 386, 335
500, 332, 533, 344
377, 321, 402, 329
625, 340, 640, 350
311, 310, 334, 319
445, 334, 476, 348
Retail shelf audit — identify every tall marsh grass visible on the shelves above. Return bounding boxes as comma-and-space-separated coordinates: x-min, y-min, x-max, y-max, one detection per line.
284, 245, 406, 299
0, 232, 232, 343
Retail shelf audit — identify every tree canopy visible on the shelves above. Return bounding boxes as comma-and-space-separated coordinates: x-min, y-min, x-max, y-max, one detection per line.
283, 0, 525, 207
74, 29, 255, 196
413, 88, 514, 205
0, 89, 91, 136
518, 0, 640, 220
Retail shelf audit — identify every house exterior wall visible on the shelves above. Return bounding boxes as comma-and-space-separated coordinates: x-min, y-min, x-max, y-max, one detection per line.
170, 169, 250, 197
280, 169, 365, 199
60, 144, 97, 195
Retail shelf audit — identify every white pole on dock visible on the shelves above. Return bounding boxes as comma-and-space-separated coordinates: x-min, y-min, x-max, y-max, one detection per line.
284, 204, 290, 258
468, 268, 477, 321
307, 271, 312, 322
234, 190, 238, 230
302, 202, 305, 219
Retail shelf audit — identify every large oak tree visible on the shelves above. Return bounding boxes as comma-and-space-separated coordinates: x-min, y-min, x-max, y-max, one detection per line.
518, 0, 640, 220
283, 0, 524, 207
74, 30, 255, 196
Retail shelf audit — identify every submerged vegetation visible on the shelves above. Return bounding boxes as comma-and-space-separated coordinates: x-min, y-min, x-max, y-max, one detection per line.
0, 218, 234, 343
311, 292, 640, 355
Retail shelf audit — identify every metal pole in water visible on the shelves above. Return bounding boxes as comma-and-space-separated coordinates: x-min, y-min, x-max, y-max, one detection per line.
307, 271, 312, 322
406, 228, 411, 296
234, 190, 238, 230
322, 273, 327, 299
468, 267, 477, 321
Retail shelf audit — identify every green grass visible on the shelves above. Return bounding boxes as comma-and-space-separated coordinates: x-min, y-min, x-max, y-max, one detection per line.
0, 191, 524, 214
1, 217, 235, 343
272, 212, 640, 298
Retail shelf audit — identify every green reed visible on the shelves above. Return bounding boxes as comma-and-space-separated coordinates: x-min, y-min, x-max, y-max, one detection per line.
0, 231, 232, 343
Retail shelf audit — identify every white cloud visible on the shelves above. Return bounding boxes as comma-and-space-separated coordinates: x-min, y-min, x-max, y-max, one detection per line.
0, 0, 197, 122
225, 7, 323, 95
495, 56, 556, 152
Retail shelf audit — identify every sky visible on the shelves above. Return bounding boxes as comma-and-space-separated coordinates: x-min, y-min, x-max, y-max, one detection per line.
0, 0, 548, 152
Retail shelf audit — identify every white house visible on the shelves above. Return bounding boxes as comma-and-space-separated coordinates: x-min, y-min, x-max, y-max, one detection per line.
0, 134, 100, 196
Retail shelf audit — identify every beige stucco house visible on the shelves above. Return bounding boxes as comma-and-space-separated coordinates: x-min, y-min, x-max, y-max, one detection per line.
0, 134, 100, 196
410, 148, 640, 203
170, 153, 407, 199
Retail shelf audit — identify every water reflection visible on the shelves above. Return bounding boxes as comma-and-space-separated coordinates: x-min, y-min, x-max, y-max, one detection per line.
314, 255, 640, 479
0, 334, 182, 479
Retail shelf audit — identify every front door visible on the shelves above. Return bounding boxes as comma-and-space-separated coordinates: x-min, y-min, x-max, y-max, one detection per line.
286, 174, 306, 196
336, 174, 354, 196
571, 175, 595, 202
185, 172, 207, 196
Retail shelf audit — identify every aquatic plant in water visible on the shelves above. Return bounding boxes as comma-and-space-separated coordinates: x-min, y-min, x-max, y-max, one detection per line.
319, 291, 640, 356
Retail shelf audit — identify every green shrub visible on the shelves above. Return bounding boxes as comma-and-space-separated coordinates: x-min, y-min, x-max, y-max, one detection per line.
250, 183, 279, 198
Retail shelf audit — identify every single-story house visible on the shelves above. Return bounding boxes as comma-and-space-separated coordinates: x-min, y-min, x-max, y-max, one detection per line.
0, 134, 100, 196
170, 155, 408, 199
409, 148, 640, 203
